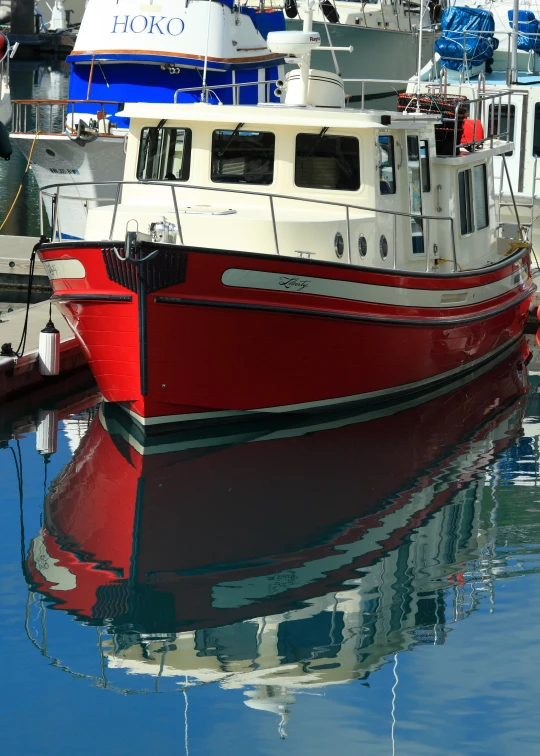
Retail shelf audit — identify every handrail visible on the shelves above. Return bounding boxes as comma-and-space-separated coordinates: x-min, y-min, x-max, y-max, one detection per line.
173, 80, 278, 103
39, 178, 458, 271
11, 98, 126, 135
12, 99, 125, 105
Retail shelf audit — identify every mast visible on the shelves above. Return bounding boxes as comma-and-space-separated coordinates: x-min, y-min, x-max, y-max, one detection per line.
510, 0, 519, 83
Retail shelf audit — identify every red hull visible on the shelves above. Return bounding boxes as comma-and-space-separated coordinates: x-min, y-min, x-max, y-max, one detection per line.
38, 241, 535, 423
25, 343, 528, 631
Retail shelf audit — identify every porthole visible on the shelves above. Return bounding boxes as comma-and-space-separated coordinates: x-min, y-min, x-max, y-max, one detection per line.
380, 235, 388, 260
45, 148, 56, 157
358, 234, 367, 258
334, 232, 344, 259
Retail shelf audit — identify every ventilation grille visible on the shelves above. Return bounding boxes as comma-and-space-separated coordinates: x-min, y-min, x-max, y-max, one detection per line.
102, 246, 188, 293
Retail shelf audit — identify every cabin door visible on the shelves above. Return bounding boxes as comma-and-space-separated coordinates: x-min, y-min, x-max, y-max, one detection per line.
376, 131, 406, 266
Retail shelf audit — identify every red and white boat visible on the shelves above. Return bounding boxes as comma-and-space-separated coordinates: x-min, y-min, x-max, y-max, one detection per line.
35, 11, 536, 430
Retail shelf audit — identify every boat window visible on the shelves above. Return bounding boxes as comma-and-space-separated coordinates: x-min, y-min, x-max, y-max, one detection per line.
377, 135, 396, 195
137, 127, 192, 181
295, 133, 360, 191
211, 128, 275, 185
458, 169, 474, 235
473, 163, 488, 230
420, 139, 431, 192
488, 104, 515, 155
458, 165, 488, 235
533, 103, 540, 156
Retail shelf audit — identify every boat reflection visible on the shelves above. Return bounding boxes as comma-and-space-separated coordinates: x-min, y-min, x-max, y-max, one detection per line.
23, 340, 531, 724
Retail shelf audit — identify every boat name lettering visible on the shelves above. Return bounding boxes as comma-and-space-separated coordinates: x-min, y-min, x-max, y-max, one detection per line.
111, 15, 185, 36
278, 276, 311, 292
49, 168, 80, 175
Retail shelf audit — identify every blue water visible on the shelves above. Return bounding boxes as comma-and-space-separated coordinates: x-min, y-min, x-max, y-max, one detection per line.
1, 339, 540, 754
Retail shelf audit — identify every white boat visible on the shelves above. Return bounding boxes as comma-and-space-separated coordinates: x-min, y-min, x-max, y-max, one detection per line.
10, 0, 286, 239
283, 0, 440, 103
412, 2, 540, 262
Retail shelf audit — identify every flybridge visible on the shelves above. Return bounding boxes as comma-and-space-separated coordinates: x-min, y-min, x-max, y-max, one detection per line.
111, 15, 185, 36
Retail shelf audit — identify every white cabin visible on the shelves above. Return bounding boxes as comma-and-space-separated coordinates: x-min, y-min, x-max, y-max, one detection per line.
78, 92, 515, 274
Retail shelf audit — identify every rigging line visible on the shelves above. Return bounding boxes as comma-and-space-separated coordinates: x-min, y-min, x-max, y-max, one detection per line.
0, 131, 40, 232
391, 653, 399, 756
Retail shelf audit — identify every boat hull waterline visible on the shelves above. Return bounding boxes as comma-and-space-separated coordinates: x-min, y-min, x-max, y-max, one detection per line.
38, 241, 535, 426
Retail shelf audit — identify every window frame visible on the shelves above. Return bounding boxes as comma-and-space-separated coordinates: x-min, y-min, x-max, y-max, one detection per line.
294, 132, 361, 192
420, 139, 431, 193
378, 134, 396, 196
533, 102, 540, 157
458, 163, 489, 237
473, 163, 488, 230
136, 126, 192, 183
210, 128, 276, 186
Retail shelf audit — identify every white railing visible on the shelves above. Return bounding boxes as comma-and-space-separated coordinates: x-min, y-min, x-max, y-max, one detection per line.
11, 99, 126, 135
41, 179, 462, 272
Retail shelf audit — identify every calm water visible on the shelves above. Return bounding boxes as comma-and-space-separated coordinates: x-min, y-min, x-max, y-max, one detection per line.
1, 337, 540, 755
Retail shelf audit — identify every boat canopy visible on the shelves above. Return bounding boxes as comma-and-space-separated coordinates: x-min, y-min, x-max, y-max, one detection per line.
508, 9, 540, 54
434, 7, 499, 71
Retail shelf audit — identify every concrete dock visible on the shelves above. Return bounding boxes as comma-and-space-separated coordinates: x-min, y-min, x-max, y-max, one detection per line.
0, 235, 50, 291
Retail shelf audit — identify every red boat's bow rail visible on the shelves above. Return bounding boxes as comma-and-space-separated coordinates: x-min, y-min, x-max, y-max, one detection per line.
40, 178, 469, 273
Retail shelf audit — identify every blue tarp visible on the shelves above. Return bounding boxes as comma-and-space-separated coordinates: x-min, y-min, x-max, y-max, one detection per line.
434, 7, 499, 71
508, 9, 540, 54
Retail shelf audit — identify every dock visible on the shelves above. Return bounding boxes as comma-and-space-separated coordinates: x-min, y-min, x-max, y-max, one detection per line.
0, 235, 50, 292
0, 297, 89, 402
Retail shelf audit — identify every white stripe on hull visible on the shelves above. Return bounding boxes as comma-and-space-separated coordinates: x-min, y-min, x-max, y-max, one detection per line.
222, 264, 529, 309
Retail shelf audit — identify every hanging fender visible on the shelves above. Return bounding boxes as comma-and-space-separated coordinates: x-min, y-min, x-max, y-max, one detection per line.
320, 0, 340, 24
284, 0, 298, 19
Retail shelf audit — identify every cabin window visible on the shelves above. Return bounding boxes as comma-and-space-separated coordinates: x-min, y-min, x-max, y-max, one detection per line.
488, 104, 515, 155
420, 139, 431, 192
458, 165, 488, 235
295, 133, 360, 191
473, 164, 488, 230
533, 103, 540, 156
211, 128, 275, 185
378, 135, 396, 195
458, 170, 474, 235
137, 127, 192, 181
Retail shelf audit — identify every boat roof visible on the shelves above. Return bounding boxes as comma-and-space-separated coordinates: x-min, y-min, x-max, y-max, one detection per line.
120, 102, 440, 130
484, 69, 540, 88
